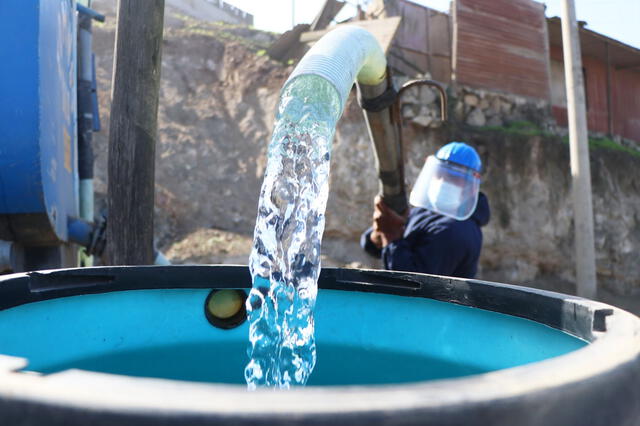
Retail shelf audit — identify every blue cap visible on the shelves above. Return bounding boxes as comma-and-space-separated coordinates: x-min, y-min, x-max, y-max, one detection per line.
435, 142, 482, 172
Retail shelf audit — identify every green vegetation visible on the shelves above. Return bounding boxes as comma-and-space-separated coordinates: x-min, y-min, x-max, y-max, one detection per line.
559, 134, 640, 157
588, 136, 640, 158
481, 120, 552, 137
482, 121, 640, 157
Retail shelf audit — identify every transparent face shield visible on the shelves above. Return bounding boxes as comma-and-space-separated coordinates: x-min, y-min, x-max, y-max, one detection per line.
409, 156, 481, 220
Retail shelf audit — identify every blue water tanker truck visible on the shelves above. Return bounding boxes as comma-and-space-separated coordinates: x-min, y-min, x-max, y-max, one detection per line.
0, 0, 105, 271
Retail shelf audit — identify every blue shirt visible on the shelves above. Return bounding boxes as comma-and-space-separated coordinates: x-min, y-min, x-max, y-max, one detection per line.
361, 193, 490, 278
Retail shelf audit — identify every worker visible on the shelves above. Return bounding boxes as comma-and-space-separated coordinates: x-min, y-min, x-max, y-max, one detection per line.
361, 142, 490, 278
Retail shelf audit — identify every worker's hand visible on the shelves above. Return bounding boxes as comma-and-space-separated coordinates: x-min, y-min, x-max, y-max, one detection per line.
370, 229, 384, 249
372, 196, 407, 246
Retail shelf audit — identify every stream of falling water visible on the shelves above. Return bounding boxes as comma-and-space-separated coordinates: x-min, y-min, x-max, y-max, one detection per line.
245, 75, 342, 389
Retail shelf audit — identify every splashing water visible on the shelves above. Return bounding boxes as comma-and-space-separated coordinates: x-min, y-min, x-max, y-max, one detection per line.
245, 75, 342, 389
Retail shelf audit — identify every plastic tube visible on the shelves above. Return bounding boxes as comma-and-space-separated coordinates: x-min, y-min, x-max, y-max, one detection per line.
67, 217, 93, 248
284, 26, 387, 112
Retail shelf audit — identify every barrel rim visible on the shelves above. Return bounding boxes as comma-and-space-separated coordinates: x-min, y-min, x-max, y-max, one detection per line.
0, 265, 637, 422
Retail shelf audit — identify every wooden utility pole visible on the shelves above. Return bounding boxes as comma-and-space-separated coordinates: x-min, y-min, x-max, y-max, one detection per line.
560, 0, 597, 299
107, 0, 165, 265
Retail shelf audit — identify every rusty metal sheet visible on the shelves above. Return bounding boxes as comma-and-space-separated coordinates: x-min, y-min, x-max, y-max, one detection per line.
454, 0, 550, 100
371, 0, 451, 79
394, 1, 430, 53
550, 41, 640, 142
428, 10, 451, 57
613, 68, 640, 142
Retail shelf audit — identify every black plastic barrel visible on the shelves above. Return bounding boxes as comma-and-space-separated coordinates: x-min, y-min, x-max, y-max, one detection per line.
0, 265, 637, 425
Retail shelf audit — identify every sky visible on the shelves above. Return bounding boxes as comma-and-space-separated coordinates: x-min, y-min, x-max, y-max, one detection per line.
224, 0, 640, 49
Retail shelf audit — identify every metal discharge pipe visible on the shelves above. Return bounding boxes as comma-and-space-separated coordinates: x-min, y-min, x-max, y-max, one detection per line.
358, 77, 449, 215
358, 74, 407, 214
77, 10, 95, 223
284, 26, 413, 214
288, 27, 449, 216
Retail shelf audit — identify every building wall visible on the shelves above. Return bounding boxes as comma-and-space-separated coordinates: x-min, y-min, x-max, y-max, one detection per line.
614, 69, 640, 141
582, 54, 610, 134
453, 0, 550, 100
550, 44, 640, 142
369, 0, 452, 82
549, 59, 566, 107
369, 0, 639, 143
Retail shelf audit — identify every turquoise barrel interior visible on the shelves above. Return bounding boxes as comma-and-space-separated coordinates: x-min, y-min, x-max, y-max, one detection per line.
0, 287, 586, 386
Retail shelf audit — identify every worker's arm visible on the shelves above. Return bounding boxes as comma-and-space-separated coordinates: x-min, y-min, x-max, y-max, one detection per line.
360, 227, 382, 258
372, 196, 406, 246
361, 196, 405, 258
381, 226, 465, 276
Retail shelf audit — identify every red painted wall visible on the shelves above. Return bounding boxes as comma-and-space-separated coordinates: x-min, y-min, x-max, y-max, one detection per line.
613, 69, 640, 141
550, 45, 640, 142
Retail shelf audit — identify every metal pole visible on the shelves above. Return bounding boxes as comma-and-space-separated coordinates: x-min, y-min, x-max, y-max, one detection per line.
107, 0, 165, 265
77, 12, 95, 224
358, 77, 407, 215
77, 11, 95, 266
560, 0, 597, 299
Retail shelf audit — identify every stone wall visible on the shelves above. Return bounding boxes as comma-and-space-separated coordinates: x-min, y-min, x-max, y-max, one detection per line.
396, 75, 640, 160
396, 75, 553, 131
